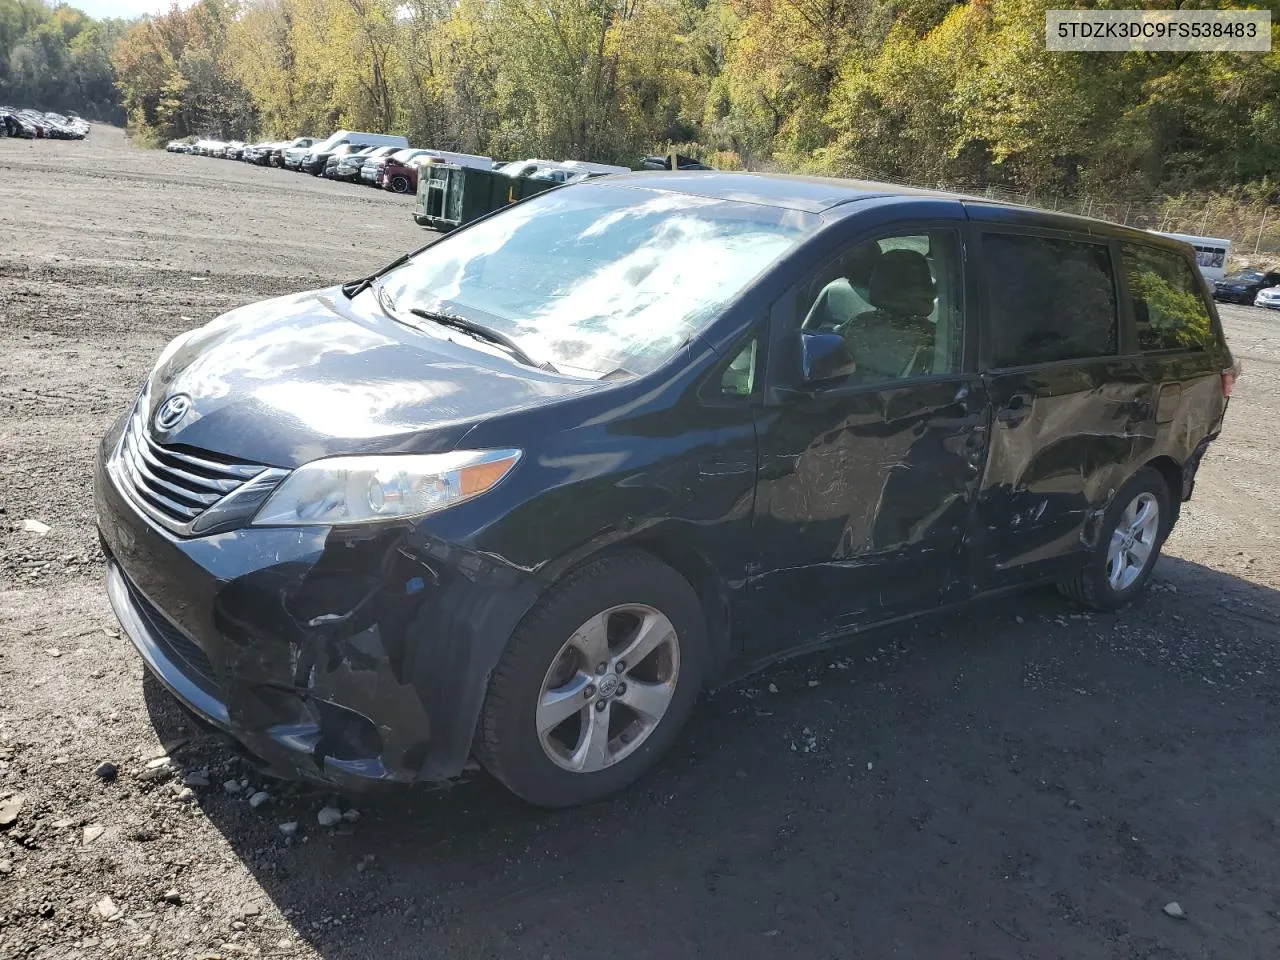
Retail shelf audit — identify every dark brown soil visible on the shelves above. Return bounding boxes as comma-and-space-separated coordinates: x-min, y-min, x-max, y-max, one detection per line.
3, 126, 1280, 960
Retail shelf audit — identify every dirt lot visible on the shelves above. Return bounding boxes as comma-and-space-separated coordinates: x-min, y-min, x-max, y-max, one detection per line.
3, 126, 1280, 960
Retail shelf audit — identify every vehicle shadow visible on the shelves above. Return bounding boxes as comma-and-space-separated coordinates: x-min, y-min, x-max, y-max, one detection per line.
144, 554, 1280, 960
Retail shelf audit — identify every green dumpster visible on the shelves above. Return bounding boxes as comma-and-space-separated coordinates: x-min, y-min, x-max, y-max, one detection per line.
413, 164, 559, 232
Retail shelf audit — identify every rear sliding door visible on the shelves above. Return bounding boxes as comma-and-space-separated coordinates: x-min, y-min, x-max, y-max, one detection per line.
972, 227, 1155, 590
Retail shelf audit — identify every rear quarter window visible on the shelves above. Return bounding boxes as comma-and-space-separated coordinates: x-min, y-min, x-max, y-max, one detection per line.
1121, 244, 1215, 352
982, 233, 1118, 367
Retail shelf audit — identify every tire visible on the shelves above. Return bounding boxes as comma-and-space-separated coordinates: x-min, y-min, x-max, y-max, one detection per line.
390, 175, 411, 194
476, 551, 707, 807
1059, 467, 1171, 611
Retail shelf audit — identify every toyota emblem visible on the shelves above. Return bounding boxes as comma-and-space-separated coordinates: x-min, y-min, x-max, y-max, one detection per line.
154, 394, 192, 431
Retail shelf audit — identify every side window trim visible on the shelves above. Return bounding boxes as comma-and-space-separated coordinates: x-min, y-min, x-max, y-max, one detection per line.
1110, 236, 1140, 357
701, 326, 767, 405
976, 226, 1122, 372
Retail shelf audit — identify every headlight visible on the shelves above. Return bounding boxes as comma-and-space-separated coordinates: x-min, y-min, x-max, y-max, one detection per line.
252, 449, 521, 526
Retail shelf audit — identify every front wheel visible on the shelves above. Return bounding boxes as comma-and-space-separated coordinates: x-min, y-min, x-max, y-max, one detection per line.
389, 174, 412, 194
1059, 467, 1170, 610
476, 552, 707, 807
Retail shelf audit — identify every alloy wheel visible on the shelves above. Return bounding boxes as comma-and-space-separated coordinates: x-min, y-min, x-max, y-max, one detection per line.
1106, 491, 1160, 590
536, 604, 680, 773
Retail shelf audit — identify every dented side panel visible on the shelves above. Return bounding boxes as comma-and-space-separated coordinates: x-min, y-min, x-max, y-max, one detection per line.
975, 360, 1153, 588
748, 375, 990, 653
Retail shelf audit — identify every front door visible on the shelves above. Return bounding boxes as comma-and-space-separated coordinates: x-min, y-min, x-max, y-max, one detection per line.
747, 221, 989, 658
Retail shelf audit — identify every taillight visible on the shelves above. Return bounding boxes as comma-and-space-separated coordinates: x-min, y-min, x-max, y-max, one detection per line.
1222, 362, 1241, 396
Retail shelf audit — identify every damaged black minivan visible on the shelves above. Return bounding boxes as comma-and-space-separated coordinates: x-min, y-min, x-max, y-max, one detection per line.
96, 173, 1234, 807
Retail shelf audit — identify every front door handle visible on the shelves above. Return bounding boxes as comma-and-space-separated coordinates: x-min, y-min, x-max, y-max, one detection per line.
996, 393, 1032, 425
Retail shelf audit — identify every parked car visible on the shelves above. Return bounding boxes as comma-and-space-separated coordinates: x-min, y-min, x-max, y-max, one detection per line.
294, 129, 409, 173
323, 145, 376, 179
1254, 285, 1280, 310
331, 145, 397, 182
494, 159, 581, 182
38, 112, 78, 138
495, 159, 626, 184
268, 137, 313, 167
302, 142, 361, 176
241, 141, 270, 163
17, 110, 48, 137
95, 173, 1234, 808
1, 109, 35, 138
361, 148, 428, 187
1212, 268, 1280, 304
639, 153, 713, 170
378, 153, 436, 193
282, 143, 311, 169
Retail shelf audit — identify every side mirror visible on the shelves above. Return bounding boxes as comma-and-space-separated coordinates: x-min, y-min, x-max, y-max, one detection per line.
799, 330, 851, 385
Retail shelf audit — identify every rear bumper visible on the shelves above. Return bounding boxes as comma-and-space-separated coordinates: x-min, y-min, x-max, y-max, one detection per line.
95, 422, 543, 788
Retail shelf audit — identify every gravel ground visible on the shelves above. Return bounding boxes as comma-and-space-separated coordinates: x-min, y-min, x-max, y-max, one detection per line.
3, 126, 1280, 960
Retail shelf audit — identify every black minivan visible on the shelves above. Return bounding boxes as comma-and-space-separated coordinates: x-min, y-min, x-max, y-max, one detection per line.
96, 173, 1235, 807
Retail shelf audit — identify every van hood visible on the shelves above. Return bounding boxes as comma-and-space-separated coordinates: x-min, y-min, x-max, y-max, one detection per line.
145, 286, 596, 468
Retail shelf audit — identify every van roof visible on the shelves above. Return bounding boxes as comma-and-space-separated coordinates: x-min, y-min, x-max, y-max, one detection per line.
605, 171, 956, 213
1153, 231, 1232, 247
601, 171, 1187, 246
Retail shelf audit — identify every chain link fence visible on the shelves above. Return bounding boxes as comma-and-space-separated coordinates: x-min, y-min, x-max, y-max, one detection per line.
915, 180, 1280, 264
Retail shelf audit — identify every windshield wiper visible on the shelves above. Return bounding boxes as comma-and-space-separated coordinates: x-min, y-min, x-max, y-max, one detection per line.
409, 307, 555, 372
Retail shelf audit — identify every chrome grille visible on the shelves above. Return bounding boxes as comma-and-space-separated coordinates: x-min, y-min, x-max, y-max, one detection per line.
111, 401, 271, 536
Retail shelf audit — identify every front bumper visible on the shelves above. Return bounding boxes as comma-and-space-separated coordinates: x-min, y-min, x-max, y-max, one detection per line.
95, 424, 542, 788
1254, 298, 1280, 311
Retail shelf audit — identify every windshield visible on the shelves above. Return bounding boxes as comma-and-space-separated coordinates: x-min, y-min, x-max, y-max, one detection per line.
379, 183, 815, 379
1229, 271, 1263, 282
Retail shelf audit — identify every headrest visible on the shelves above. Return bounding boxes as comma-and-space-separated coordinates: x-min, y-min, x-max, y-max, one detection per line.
867, 249, 935, 317
843, 242, 884, 301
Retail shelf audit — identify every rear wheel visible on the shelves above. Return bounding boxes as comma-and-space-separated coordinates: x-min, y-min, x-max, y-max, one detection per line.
476, 552, 707, 807
1059, 467, 1170, 610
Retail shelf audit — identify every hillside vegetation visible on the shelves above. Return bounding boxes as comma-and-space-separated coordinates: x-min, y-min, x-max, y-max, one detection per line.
5, 0, 1279, 204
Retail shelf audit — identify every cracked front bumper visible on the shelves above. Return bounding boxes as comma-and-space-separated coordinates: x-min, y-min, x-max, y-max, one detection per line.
94, 425, 543, 789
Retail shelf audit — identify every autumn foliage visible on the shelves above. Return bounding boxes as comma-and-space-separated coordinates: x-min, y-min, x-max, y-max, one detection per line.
7, 0, 1280, 201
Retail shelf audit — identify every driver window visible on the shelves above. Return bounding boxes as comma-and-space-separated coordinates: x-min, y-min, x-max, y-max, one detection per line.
798, 230, 964, 384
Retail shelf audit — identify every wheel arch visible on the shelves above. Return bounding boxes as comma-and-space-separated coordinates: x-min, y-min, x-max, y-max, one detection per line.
619, 535, 736, 682
535, 529, 738, 684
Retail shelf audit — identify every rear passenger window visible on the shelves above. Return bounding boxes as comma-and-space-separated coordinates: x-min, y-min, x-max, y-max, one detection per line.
1121, 244, 1215, 352
983, 233, 1118, 367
